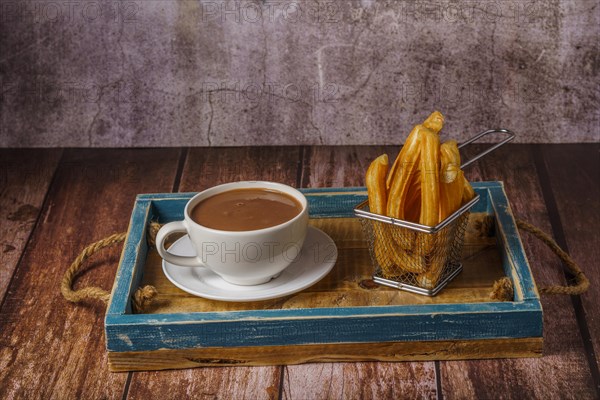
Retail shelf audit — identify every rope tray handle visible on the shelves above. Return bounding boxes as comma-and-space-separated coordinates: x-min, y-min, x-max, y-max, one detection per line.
490, 218, 589, 301
61, 220, 589, 308
60, 222, 162, 313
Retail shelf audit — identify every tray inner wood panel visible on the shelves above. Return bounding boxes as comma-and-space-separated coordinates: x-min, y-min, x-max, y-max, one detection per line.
139, 213, 503, 313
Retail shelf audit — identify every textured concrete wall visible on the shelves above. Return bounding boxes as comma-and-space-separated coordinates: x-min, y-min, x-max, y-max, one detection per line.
0, 0, 598, 147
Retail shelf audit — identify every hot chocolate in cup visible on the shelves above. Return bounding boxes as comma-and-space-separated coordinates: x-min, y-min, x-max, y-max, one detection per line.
156, 181, 309, 286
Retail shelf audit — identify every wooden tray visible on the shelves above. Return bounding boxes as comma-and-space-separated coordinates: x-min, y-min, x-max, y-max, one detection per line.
106, 182, 542, 372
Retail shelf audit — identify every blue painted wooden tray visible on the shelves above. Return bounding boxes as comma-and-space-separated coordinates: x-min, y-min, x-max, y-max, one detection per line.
106, 182, 542, 371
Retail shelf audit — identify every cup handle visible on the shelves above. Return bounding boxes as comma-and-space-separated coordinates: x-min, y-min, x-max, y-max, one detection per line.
155, 221, 205, 267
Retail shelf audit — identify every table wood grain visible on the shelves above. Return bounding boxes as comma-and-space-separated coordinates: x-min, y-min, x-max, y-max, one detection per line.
0, 145, 598, 400
440, 145, 597, 399
0, 149, 181, 399
540, 144, 600, 389
0, 149, 62, 300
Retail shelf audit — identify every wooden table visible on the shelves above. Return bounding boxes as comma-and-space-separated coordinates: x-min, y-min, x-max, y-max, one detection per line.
1, 145, 598, 399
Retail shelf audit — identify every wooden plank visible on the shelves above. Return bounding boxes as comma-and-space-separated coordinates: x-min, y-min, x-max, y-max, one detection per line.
137, 214, 505, 314
540, 144, 600, 385
284, 146, 438, 400
125, 147, 301, 400
300, 145, 396, 189
0, 149, 180, 399
109, 337, 542, 372
126, 368, 282, 400
180, 146, 302, 191
0, 149, 61, 300
440, 144, 597, 399
283, 363, 437, 400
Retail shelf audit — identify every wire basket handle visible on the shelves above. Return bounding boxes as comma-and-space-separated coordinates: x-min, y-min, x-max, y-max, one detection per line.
458, 129, 515, 169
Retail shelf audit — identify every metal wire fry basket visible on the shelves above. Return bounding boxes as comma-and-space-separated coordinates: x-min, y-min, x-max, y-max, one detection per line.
354, 128, 515, 296
355, 195, 479, 296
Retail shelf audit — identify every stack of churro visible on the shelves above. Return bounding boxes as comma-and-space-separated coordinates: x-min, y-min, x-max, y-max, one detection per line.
365, 111, 475, 288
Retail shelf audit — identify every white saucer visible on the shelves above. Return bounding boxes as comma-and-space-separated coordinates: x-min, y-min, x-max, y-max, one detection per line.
162, 226, 338, 302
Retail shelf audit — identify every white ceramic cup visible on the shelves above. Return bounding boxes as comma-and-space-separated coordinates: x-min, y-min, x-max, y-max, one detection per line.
156, 181, 309, 285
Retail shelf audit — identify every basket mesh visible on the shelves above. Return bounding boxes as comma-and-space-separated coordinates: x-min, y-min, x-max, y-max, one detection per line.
358, 210, 469, 290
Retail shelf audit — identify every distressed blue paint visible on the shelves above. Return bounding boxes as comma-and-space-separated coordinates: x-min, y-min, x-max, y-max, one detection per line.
107, 199, 152, 316
488, 185, 539, 301
106, 182, 542, 353
136, 192, 195, 200
107, 298, 540, 325
300, 186, 366, 193
146, 191, 368, 219
136, 185, 491, 219
472, 187, 491, 213
106, 308, 541, 352
307, 194, 367, 218
150, 198, 187, 223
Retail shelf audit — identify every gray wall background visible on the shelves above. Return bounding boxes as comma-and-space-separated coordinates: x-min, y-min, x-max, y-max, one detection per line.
0, 0, 598, 147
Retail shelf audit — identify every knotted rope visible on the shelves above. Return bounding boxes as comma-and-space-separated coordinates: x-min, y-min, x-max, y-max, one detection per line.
490, 218, 589, 301
61, 219, 588, 308
60, 222, 162, 313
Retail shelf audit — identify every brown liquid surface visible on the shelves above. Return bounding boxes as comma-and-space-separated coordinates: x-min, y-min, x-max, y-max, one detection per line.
191, 188, 303, 231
